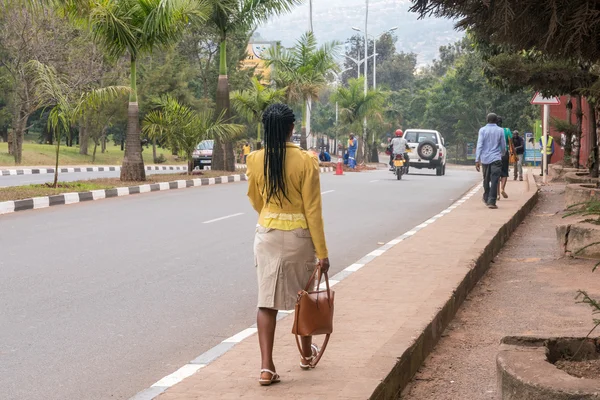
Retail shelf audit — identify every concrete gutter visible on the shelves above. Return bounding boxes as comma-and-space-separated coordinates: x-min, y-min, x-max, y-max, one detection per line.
373, 171, 539, 399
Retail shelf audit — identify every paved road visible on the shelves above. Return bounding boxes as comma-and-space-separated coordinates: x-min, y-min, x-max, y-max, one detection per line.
0, 167, 480, 400
0, 168, 187, 187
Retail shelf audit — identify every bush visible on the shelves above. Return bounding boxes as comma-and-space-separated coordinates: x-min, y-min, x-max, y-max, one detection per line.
154, 153, 167, 164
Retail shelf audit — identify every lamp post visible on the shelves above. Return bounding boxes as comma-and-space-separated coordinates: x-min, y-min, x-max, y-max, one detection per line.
352, 26, 398, 90
352, 25, 397, 161
343, 53, 378, 78
331, 68, 352, 158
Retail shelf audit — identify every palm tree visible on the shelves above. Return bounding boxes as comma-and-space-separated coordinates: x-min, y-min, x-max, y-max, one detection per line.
143, 96, 243, 174
206, 0, 300, 171
231, 77, 286, 149
332, 77, 385, 162
89, 0, 208, 181
265, 31, 339, 150
27, 60, 129, 187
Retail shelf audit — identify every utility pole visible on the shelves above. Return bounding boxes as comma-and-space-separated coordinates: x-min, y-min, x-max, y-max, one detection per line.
363, 0, 368, 162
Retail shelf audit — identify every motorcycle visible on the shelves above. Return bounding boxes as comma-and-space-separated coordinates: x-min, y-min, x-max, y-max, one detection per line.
393, 154, 405, 180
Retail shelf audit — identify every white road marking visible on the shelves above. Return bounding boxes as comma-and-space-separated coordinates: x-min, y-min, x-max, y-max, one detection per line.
223, 328, 258, 343
369, 180, 379, 183
203, 213, 244, 224
150, 364, 205, 388
321, 190, 335, 195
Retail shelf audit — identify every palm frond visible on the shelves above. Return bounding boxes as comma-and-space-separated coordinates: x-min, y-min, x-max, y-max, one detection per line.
89, 0, 138, 59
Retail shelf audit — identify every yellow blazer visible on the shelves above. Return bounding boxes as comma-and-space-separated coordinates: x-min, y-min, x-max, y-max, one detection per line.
246, 143, 328, 259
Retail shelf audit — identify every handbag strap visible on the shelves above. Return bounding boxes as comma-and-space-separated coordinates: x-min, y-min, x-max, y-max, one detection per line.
304, 265, 332, 305
294, 333, 331, 368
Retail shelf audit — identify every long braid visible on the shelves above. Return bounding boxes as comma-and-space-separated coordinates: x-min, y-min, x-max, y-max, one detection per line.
262, 103, 295, 205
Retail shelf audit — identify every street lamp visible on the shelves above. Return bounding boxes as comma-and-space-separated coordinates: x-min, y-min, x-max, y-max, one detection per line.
352, 25, 397, 161
343, 53, 378, 78
331, 68, 352, 157
352, 26, 397, 90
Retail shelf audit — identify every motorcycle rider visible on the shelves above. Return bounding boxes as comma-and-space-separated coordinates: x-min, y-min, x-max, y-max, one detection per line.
389, 129, 409, 171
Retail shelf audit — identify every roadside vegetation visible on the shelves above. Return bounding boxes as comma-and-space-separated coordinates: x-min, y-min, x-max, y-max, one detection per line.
0, 0, 539, 178
0, 142, 183, 167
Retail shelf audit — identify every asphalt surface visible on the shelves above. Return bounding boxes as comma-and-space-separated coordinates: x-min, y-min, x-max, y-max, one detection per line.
0, 167, 480, 400
0, 168, 186, 187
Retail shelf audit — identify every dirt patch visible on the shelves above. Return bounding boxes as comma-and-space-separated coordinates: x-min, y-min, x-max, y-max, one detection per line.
401, 183, 597, 400
556, 359, 600, 379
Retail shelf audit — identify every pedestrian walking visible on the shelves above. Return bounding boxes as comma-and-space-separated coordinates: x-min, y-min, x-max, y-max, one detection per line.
539, 135, 555, 176
348, 134, 357, 169
246, 103, 330, 386
243, 142, 251, 164
476, 113, 506, 209
512, 130, 524, 181
497, 117, 513, 200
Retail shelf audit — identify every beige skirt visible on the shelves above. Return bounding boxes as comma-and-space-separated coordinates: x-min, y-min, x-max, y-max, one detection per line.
254, 226, 317, 310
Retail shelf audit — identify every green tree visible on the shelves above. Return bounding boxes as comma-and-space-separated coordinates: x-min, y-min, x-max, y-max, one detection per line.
89, 0, 207, 181
206, 0, 300, 171
332, 77, 385, 162
421, 42, 536, 159
142, 95, 242, 173
231, 77, 286, 149
27, 60, 128, 186
376, 52, 417, 92
266, 31, 339, 150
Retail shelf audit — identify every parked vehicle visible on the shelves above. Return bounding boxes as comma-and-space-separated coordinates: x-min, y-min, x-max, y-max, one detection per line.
404, 129, 447, 176
192, 140, 214, 169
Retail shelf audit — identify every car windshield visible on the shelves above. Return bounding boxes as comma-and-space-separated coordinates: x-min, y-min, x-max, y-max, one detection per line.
196, 140, 214, 150
405, 131, 438, 144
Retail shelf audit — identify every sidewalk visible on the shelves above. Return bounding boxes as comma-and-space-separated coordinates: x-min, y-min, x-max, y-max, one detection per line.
401, 182, 595, 399
131, 174, 538, 400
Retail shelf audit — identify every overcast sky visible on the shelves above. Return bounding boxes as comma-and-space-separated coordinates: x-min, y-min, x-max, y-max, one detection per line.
255, 0, 464, 65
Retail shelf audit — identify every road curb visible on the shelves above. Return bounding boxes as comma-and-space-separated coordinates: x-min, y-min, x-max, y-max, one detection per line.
371, 172, 540, 400
0, 167, 334, 217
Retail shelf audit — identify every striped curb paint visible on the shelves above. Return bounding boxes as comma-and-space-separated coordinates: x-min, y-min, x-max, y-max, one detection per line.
128, 183, 482, 400
0, 164, 248, 177
0, 167, 334, 217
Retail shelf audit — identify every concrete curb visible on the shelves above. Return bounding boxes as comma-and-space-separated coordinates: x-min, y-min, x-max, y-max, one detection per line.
0, 165, 189, 176
0, 167, 334, 217
497, 337, 600, 399
372, 172, 540, 400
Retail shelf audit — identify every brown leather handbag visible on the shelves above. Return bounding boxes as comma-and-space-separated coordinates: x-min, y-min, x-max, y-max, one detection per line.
291, 265, 335, 367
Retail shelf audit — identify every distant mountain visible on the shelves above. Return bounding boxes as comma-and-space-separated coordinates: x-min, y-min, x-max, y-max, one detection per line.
255, 0, 463, 66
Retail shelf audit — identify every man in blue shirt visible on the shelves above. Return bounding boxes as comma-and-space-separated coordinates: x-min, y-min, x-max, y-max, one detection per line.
476, 113, 507, 209
319, 149, 331, 162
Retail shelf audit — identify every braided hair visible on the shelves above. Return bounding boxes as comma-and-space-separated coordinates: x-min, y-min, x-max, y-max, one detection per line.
262, 103, 295, 205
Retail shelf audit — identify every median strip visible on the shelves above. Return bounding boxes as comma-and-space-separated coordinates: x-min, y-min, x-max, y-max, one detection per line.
0, 167, 334, 217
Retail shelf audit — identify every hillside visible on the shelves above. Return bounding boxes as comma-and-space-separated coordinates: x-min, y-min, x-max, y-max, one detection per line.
256, 0, 464, 66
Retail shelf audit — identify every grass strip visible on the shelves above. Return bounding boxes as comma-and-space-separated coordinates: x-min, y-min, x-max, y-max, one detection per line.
0, 171, 240, 202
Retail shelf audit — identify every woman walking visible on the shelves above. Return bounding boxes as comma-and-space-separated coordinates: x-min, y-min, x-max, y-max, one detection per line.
246, 103, 330, 386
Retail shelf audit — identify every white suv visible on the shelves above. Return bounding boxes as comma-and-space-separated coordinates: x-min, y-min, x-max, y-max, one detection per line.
404, 129, 447, 176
